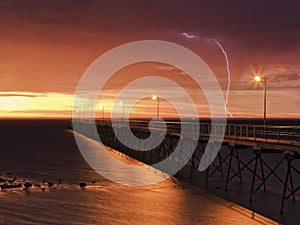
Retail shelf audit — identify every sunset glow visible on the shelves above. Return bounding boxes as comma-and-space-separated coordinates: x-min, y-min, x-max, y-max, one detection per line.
0, 92, 74, 118
0, 1, 299, 119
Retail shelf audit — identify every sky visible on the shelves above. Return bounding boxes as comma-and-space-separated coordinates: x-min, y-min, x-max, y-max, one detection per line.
0, 0, 299, 118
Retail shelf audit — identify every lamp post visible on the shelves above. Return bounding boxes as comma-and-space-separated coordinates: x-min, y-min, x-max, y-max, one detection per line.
81, 109, 84, 121
75, 110, 79, 121
254, 75, 267, 125
89, 107, 93, 122
119, 101, 125, 120
99, 104, 104, 119
152, 94, 160, 118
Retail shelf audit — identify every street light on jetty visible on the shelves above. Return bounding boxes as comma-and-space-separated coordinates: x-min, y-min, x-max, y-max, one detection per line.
152, 94, 160, 118
98, 104, 104, 119
254, 74, 267, 125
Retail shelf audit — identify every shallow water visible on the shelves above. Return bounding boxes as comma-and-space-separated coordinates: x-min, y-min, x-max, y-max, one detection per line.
0, 120, 265, 225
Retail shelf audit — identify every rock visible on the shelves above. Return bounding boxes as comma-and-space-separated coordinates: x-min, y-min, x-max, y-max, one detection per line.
0, 183, 22, 189
79, 182, 87, 188
0, 184, 9, 189
16, 183, 22, 188
24, 182, 32, 188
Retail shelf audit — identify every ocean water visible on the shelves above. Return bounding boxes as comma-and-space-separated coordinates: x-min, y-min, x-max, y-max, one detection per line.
0, 119, 265, 225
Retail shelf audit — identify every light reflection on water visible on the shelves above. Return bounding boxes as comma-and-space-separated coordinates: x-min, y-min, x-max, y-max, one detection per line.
0, 180, 264, 225
0, 120, 265, 224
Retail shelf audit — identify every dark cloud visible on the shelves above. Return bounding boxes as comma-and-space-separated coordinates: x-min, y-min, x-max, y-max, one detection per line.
270, 74, 300, 82
1, 0, 299, 89
264, 65, 300, 83
1, 0, 299, 50
267, 71, 300, 89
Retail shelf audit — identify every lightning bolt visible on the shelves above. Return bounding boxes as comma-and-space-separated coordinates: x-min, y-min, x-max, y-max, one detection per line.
181, 33, 199, 39
182, 32, 233, 118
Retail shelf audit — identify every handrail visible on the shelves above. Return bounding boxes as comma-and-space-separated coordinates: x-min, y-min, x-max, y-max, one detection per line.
74, 119, 300, 147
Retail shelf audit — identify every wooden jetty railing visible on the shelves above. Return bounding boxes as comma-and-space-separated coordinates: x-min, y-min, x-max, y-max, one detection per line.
95, 119, 300, 151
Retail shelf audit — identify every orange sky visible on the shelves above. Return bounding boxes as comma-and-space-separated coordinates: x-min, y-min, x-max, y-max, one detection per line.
0, 1, 299, 119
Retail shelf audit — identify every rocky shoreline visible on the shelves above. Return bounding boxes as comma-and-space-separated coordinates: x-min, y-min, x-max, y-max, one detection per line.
0, 172, 101, 192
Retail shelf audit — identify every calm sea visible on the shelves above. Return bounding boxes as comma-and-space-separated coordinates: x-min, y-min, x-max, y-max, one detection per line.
0, 119, 298, 225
